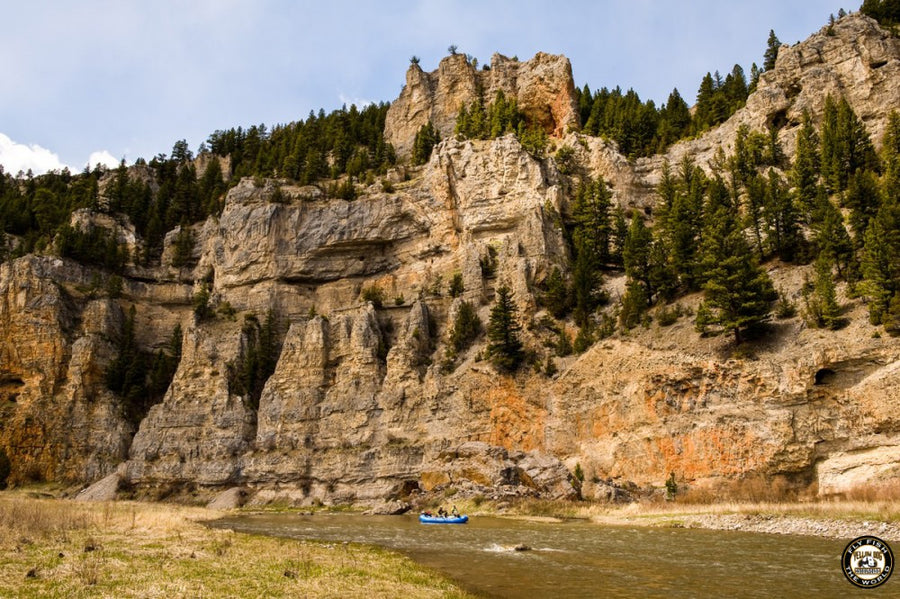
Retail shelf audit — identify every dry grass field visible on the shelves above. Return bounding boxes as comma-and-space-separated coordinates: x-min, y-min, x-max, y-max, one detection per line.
0, 492, 475, 599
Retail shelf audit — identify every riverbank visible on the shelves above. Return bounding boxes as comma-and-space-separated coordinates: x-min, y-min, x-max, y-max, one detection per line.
586, 503, 900, 540
0, 491, 475, 598
431, 496, 900, 541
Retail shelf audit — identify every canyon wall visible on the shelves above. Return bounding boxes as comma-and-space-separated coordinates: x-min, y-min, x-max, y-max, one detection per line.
2, 14, 899, 504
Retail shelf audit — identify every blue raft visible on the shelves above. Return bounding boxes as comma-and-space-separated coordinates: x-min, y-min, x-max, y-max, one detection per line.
419, 514, 469, 524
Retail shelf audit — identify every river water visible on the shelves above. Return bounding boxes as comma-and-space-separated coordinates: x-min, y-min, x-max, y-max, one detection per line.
209, 513, 898, 598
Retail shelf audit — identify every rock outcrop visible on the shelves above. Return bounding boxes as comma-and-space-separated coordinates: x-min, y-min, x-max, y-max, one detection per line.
2, 13, 900, 504
635, 14, 900, 191
385, 52, 579, 157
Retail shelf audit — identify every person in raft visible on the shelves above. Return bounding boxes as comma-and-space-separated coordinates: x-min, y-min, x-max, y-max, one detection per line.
437, 507, 448, 517
451, 505, 460, 517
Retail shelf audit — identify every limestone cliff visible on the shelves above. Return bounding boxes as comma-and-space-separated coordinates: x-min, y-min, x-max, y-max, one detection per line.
385, 52, 579, 157
2, 13, 900, 505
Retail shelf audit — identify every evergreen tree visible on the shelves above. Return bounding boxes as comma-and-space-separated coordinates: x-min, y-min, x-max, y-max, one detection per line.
749, 62, 762, 93
487, 285, 524, 372
811, 191, 855, 279
622, 213, 654, 299
699, 198, 777, 343
171, 226, 195, 268
861, 197, 900, 325
820, 96, 878, 193
570, 177, 612, 324
227, 311, 281, 409
744, 173, 767, 258
792, 112, 821, 218
763, 169, 802, 261
412, 122, 441, 165
448, 300, 482, 354
104, 305, 153, 423
572, 178, 613, 265
543, 267, 571, 318
693, 73, 717, 132
882, 111, 900, 201
844, 168, 881, 246
861, 0, 900, 25
805, 254, 842, 329
198, 157, 226, 215
619, 278, 649, 330
763, 30, 781, 71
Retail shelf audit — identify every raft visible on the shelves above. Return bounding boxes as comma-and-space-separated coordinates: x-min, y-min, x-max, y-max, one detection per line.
419, 514, 469, 524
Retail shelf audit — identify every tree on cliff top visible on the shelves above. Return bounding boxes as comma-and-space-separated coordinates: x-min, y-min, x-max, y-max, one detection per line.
861, 0, 900, 25
763, 30, 781, 71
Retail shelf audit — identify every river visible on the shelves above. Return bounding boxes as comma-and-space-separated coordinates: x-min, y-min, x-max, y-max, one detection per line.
209, 513, 898, 598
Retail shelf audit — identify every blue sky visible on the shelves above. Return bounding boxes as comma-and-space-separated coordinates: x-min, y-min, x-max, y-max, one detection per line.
1, 0, 845, 175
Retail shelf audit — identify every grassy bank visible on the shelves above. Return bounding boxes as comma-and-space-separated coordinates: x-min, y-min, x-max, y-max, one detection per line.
0, 492, 476, 599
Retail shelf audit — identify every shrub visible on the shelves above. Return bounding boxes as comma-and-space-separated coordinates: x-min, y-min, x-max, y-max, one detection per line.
449, 272, 464, 298
361, 285, 385, 309
554, 145, 577, 175
449, 300, 482, 354
479, 245, 498, 278
193, 283, 213, 321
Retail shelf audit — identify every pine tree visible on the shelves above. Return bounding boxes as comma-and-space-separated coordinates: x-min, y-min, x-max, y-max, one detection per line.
792, 112, 820, 218
572, 178, 613, 266
699, 200, 777, 343
844, 169, 881, 246
543, 267, 571, 318
744, 174, 767, 259
693, 73, 717, 132
862, 0, 900, 25
570, 177, 612, 324
412, 122, 441, 165
487, 285, 524, 372
811, 191, 855, 279
763, 30, 781, 71
763, 169, 802, 261
807, 254, 842, 329
623, 212, 654, 300
821, 96, 878, 193
448, 300, 482, 354
861, 198, 900, 324
171, 226, 195, 268
749, 63, 762, 93
882, 111, 900, 201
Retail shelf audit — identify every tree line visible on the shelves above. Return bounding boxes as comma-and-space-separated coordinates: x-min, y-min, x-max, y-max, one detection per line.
205, 102, 396, 184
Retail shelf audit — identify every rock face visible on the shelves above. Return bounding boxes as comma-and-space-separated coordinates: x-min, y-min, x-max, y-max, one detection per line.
3, 14, 900, 503
385, 52, 579, 157
0, 257, 135, 485
635, 14, 900, 191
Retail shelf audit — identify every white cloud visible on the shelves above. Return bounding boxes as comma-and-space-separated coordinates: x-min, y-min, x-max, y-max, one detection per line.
338, 93, 373, 109
86, 150, 120, 170
0, 132, 68, 175
0, 133, 123, 176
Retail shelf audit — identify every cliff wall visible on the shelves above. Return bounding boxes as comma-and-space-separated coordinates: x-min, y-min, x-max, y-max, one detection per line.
2, 13, 899, 504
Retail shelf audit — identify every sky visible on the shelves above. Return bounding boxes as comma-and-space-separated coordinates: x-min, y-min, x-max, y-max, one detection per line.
1, 0, 847, 175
